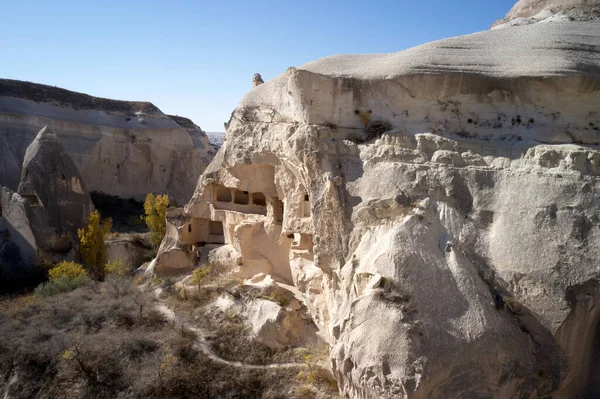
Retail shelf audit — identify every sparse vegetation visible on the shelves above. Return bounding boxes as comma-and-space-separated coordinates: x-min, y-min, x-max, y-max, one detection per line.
48, 260, 86, 281
34, 261, 90, 297
190, 265, 212, 286
78, 210, 112, 279
105, 258, 131, 277
296, 344, 338, 395
143, 193, 170, 248
0, 276, 328, 398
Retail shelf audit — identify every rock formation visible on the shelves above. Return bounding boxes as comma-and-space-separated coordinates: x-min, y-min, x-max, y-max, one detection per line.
0, 79, 217, 204
253, 73, 264, 87
18, 126, 94, 255
493, 0, 600, 27
1, 126, 94, 278
155, 2, 600, 398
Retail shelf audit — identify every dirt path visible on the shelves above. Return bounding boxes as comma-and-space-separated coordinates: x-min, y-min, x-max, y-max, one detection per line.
151, 288, 308, 370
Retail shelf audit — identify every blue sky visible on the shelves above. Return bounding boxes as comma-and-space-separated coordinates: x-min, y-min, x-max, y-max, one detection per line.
1, 1, 516, 131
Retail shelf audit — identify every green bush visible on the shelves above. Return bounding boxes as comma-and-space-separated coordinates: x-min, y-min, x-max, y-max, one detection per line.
34, 275, 90, 297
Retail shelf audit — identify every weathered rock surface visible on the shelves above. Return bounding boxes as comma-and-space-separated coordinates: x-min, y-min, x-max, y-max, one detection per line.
0, 79, 217, 204
18, 126, 94, 256
155, 4, 600, 399
493, 0, 600, 28
0, 187, 37, 276
1, 126, 94, 278
106, 232, 153, 270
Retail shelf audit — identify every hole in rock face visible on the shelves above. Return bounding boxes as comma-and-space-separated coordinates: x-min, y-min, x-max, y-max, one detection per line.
216, 185, 232, 202
252, 192, 266, 206
301, 193, 311, 217
272, 197, 284, 223
234, 190, 249, 205
188, 224, 192, 233
209, 220, 224, 235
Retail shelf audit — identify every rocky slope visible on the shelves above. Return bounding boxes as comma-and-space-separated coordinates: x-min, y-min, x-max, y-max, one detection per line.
0, 79, 217, 204
154, 3, 600, 398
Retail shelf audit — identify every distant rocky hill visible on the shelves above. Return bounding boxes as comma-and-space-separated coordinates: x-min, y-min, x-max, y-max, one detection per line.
0, 79, 217, 204
206, 131, 225, 147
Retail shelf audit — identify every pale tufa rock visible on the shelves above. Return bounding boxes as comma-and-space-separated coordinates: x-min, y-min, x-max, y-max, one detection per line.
155, 4, 600, 398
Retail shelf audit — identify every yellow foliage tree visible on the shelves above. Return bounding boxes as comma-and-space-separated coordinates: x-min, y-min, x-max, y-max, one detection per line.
78, 210, 112, 279
105, 259, 130, 277
48, 261, 86, 282
143, 193, 169, 247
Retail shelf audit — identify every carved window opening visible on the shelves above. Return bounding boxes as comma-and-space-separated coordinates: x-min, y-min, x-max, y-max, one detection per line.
302, 193, 311, 217
234, 190, 249, 205
273, 197, 284, 223
209, 220, 224, 235
252, 192, 266, 206
216, 186, 232, 202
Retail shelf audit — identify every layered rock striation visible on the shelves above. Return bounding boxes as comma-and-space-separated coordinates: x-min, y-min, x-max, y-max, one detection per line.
0, 79, 217, 204
155, 5, 600, 399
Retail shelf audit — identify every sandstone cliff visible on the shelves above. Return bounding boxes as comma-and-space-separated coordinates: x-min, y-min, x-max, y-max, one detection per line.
0, 79, 216, 204
154, 4, 600, 398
